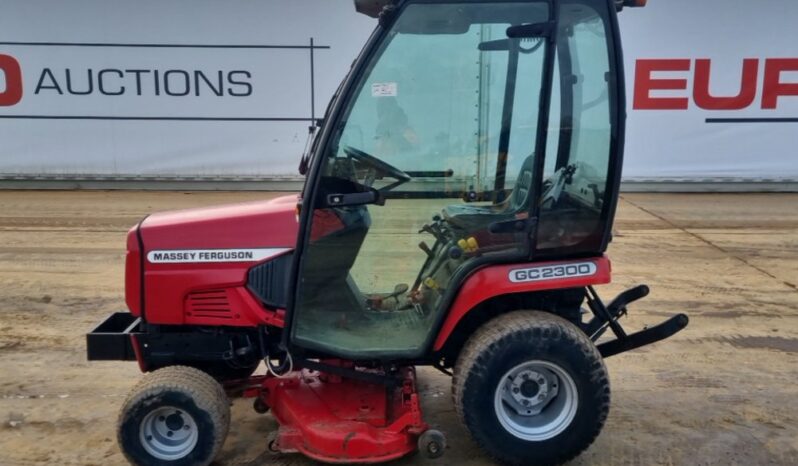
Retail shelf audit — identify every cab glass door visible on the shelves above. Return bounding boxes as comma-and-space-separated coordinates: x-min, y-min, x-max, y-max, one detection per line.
292, 1, 551, 358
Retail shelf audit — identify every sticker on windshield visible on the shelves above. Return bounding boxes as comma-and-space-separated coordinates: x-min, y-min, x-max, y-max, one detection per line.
372, 82, 397, 97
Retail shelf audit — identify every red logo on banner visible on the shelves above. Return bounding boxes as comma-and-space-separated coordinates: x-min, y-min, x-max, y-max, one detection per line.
0, 54, 23, 106
634, 58, 798, 111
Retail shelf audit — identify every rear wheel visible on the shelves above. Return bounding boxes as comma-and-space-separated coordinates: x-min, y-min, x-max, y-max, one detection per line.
117, 366, 230, 466
453, 311, 610, 466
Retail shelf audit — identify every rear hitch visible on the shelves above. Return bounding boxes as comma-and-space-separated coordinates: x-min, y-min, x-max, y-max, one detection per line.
584, 285, 689, 358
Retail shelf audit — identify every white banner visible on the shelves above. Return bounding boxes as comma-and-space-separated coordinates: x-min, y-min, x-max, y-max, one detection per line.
0, 0, 373, 177
0, 0, 796, 182
620, 0, 798, 180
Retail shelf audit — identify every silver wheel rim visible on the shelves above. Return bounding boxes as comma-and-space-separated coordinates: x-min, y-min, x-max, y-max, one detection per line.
494, 360, 578, 441
139, 406, 199, 460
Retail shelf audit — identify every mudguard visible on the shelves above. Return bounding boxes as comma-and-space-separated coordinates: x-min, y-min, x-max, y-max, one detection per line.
433, 256, 612, 351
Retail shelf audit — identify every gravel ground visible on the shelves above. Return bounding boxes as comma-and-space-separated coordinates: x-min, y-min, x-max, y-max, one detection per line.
0, 190, 796, 466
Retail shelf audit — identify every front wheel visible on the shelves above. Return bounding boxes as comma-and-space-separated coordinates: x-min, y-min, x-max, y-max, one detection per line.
117, 366, 231, 466
453, 311, 610, 466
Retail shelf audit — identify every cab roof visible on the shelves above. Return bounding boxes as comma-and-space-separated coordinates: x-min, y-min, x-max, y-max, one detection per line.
353, 0, 646, 18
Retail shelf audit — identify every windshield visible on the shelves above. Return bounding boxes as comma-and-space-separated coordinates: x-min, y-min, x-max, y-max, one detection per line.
326, 1, 550, 198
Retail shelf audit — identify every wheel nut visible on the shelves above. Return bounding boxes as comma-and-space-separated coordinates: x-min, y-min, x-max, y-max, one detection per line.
538, 394, 545, 400
512, 387, 520, 394
538, 378, 545, 384
522, 399, 530, 406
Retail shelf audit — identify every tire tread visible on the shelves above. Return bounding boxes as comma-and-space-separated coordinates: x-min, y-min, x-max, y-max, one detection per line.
117, 365, 230, 466
452, 311, 610, 466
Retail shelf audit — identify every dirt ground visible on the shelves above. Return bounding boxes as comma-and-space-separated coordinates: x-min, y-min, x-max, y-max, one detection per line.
0, 190, 796, 466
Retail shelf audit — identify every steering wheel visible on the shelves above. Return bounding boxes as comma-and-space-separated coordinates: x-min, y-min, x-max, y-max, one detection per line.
540, 164, 577, 206
343, 146, 412, 183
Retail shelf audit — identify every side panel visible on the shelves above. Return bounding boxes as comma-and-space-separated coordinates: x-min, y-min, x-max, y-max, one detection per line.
433, 256, 611, 351
138, 195, 298, 325
144, 258, 290, 327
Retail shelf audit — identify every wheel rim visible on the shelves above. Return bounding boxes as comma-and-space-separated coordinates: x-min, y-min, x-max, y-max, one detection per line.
139, 406, 199, 460
493, 360, 578, 441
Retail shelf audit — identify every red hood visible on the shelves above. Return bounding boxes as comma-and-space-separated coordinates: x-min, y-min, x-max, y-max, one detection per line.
139, 194, 299, 250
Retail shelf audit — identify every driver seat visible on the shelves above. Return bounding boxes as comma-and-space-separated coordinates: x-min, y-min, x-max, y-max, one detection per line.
442, 154, 535, 230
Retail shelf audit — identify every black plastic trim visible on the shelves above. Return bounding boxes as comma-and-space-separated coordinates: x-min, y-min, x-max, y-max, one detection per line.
247, 253, 293, 309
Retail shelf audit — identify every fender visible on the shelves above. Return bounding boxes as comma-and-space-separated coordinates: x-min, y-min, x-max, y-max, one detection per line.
433, 256, 612, 351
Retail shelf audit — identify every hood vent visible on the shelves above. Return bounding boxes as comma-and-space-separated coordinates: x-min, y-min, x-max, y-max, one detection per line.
185, 289, 232, 320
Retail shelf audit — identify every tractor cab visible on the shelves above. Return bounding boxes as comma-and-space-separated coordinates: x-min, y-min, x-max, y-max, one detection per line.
291, 0, 622, 359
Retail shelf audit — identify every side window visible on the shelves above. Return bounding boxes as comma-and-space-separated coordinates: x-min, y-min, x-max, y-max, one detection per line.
568, 19, 612, 182
537, 3, 614, 252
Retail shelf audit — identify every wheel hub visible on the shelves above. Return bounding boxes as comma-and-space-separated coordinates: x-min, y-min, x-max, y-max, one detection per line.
139, 406, 199, 461
494, 360, 578, 441
520, 380, 540, 398
165, 413, 185, 431
506, 369, 558, 415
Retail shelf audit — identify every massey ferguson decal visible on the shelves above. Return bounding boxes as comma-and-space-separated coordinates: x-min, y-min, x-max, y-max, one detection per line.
147, 248, 289, 264
509, 262, 598, 284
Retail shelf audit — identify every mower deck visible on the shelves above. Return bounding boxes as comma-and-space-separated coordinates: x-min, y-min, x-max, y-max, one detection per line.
245, 365, 427, 463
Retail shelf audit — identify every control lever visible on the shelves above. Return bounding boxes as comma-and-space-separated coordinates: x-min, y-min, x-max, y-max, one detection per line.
419, 224, 445, 241
418, 241, 433, 258
365, 283, 410, 310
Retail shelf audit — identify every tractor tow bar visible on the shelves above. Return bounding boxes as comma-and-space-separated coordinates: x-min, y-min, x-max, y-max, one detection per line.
585, 285, 689, 358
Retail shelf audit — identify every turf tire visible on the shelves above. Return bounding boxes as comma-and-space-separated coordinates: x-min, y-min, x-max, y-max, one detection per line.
117, 365, 230, 466
453, 311, 610, 466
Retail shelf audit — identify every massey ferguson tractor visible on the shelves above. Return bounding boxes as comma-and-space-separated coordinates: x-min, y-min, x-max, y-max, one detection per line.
87, 0, 687, 464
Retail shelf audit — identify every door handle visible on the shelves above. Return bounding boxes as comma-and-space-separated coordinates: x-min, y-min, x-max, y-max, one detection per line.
326, 190, 384, 207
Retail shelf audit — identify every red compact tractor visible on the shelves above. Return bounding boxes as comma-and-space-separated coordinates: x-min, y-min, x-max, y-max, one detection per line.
88, 0, 687, 464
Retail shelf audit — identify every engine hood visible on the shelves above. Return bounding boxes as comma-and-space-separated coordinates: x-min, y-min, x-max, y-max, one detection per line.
139, 194, 299, 251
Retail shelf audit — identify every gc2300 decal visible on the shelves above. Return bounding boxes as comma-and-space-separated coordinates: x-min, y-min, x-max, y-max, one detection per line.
509, 262, 597, 283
